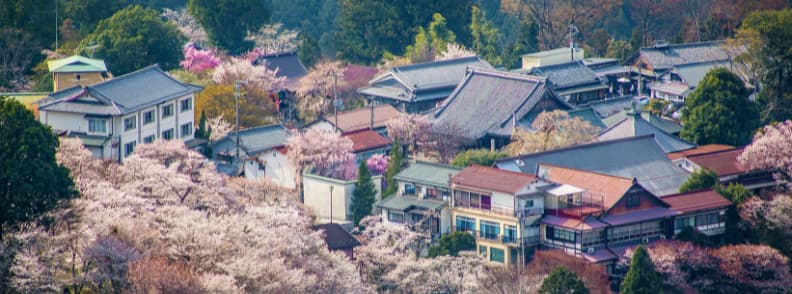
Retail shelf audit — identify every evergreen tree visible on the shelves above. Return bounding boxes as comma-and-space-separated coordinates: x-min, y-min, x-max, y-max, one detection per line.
428, 232, 475, 257
351, 160, 376, 226
0, 97, 76, 239
680, 68, 759, 146
383, 137, 403, 197
539, 266, 589, 294
188, 0, 269, 54
621, 246, 663, 294
679, 168, 719, 193
195, 110, 208, 140
451, 149, 508, 167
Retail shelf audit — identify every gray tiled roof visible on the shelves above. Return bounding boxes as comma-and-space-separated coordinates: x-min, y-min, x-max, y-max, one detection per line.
376, 195, 447, 211
432, 68, 572, 140
598, 112, 695, 153
528, 61, 605, 90
211, 124, 292, 157
257, 52, 308, 81
495, 135, 690, 196
672, 60, 730, 88
601, 110, 683, 134
639, 41, 730, 71
394, 161, 461, 188
359, 56, 494, 102
40, 65, 202, 115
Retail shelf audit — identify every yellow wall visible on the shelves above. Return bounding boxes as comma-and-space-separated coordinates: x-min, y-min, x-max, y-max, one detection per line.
53, 72, 104, 92
452, 208, 523, 265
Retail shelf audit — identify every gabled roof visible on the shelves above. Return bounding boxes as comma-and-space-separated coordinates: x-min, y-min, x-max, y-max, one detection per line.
598, 112, 695, 153
583, 95, 634, 118
358, 56, 494, 102
638, 41, 730, 71
321, 104, 401, 133
39, 65, 202, 115
212, 124, 292, 157
495, 135, 690, 196
539, 164, 636, 210
394, 161, 462, 188
671, 60, 731, 88
600, 110, 683, 134
343, 129, 391, 153
256, 52, 308, 81
312, 223, 361, 250
432, 68, 571, 140
661, 189, 732, 214
685, 148, 749, 177
667, 144, 735, 160
47, 55, 107, 73
528, 61, 606, 91
451, 165, 536, 195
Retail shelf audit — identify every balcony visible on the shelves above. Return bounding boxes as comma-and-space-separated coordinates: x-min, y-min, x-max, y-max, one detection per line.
451, 227, 540, 246
454, 203, 542, 219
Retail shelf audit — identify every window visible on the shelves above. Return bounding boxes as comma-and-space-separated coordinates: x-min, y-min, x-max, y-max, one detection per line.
181, 123, 192, 137
479, 220, 500, 240
143, 135, 156, 144
162, 104, 174, 118
88, 119, 106, 133
180, 98, 192, 112
490, 248, 505, 263
455, 216, 475, 232
124, 141, 136, 156
411, 213, 423, 223
124, 116, 136, 131
404, 183, 416, 195
625, 193, 641, 208
143, 111, 155, 124
479, 245, 488, 258
388, 211, 404, 223
504, 225, 517, 243
549, 227, 576, 242
162, 129, 174, 140
74, 73, 81, 81
525, 200, 534, 208
426, 188, 438, 199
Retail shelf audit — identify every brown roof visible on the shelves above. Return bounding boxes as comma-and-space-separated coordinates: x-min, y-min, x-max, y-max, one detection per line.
667, 144, 735, 160
451, 165, 536, 194
686, 148, 748, 176
312, 223, 361, 250
661, 189, 732, 214
539, 164, 635, 210
343, 130, 391, 153
326, 104, 401, 133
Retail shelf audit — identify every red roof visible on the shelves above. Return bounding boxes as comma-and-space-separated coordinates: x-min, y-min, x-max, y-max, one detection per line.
343, 130, 391, 153
661, 189, 732, 214
540, 164, 635, 210
667, 144, 735, 160
451, 165, 536, 194
686, 148, 748, 176
327, 104, 401, 133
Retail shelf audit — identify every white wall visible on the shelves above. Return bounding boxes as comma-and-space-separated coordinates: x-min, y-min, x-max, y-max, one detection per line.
491, 192, 516, 210
304, 173, 382, 224
243, 150, 298, 189
40, 111, 85, 133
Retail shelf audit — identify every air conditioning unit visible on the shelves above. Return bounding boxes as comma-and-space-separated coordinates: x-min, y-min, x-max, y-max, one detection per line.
586, 247, 595, 255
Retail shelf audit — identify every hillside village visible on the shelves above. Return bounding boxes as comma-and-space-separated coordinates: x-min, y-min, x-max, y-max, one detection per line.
1, 1, 792, 293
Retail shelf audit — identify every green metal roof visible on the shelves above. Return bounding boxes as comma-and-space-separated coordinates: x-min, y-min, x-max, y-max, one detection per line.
393, 161, 461, 188
376, 195, 447, 211
48, 55, 107, 73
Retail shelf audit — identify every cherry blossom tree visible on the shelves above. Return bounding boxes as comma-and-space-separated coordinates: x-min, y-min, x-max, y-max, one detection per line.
180, 45, 221, 73
739, 120, 792, 189
366, 154, 389, 176
212, 57, 287, 95
245, 23, 300, 55
295, 61, 346, 122
286, 128, 357, 180
207, 114, 232, 142
505, 110, 600, 156
386, 113, 432, 157
162, 8, 207, 45
436, 43, 476, 61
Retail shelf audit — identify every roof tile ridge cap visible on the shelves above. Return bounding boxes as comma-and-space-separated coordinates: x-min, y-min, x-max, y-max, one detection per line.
539, 163, 633, 182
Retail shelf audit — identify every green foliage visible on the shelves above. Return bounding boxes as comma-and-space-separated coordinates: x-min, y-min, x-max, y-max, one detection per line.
0, 0, 57, 47
428, 232, 475, 257
645, 99, 668, 116
404, 13, 457, 63
0, 97, 76, 237
0, 28, 43, 88
188, 0, 269, 54
195, 110, 208, 140
680, 68, 760, 146
297, 33, 321, 68
679, 169, 719, 193
740, 9, 792, 122
451, 149, 508, 167
80, 5, 185, 75
605, 38, 634, 63
470, 6, 501, 66
539, 266, 589, 294
63, 0, 128, 35
716, 183, 752, 205
675, 226, 715, 247
383, 137, 403, 197
351, 161, 376, 227
621, 246, 663, 294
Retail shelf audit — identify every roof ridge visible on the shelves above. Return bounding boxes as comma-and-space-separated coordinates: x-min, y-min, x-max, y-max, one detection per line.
394, 56, 482, 71
641, 40, 724, 50
413, 160, 463, 170
661, 188, 717, 198
333, 104, 395, 116
496, 134, 658, 164
538, 163, 634, 182
470, 164, 536, 178
685, 146, 741, 159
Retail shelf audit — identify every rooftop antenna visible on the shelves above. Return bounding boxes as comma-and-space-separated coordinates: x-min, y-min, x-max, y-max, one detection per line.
568, 24, 579, 61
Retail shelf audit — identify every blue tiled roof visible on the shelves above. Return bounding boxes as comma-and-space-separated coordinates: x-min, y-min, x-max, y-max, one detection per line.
598, 112, 695, 153
211, 124, 292, 158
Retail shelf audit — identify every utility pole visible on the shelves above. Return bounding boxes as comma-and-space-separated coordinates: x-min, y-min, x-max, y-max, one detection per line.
568, 24, 578, 61
234, 80, 245, 162
329, 185, 334, 224
333, 70, 339, 128
54, 0, 58, 50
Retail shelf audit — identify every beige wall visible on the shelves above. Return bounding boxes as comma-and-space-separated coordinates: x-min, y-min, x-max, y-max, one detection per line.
53, 72, 104, 92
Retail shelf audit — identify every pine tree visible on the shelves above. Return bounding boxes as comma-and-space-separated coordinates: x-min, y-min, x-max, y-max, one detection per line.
539, 266, 589, 294
351, 160, 376, 226
621, 246, 663, 294
383, 137, 403, 197
195, 110, 208, 139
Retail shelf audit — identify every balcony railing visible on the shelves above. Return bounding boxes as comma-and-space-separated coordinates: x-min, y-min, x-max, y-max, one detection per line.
451, 226, 540, 246
454, 204, 542, 219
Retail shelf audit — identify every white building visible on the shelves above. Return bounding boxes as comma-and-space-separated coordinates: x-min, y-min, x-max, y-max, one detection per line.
38, 65, 202, 161
211, 124, 297, 189
521, 47, 585, 72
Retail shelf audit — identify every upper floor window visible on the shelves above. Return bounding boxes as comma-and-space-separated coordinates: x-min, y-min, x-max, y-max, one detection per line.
181, 123, 192, 137
162, 128, 174, 140
143, 110, 155, 125
388, 211, 404, 223
124, 116, 136, 131
162, 104, 174, 118
180, 98, 192, 112
455, 216, 475, 232
74, 73, 81, 81
625, 193, 641, 208
425, 188, 438, 199
124, 141, 136, 156
479, 220, 500, 240
404, 183, 416, 195
143, 135, 155, 144
88, 119, 106, 133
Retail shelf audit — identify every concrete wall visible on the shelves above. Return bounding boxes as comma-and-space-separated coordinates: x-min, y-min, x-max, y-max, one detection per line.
304, 172, 382, 224
521, 48, 585, 71
243, 150, 297, 189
